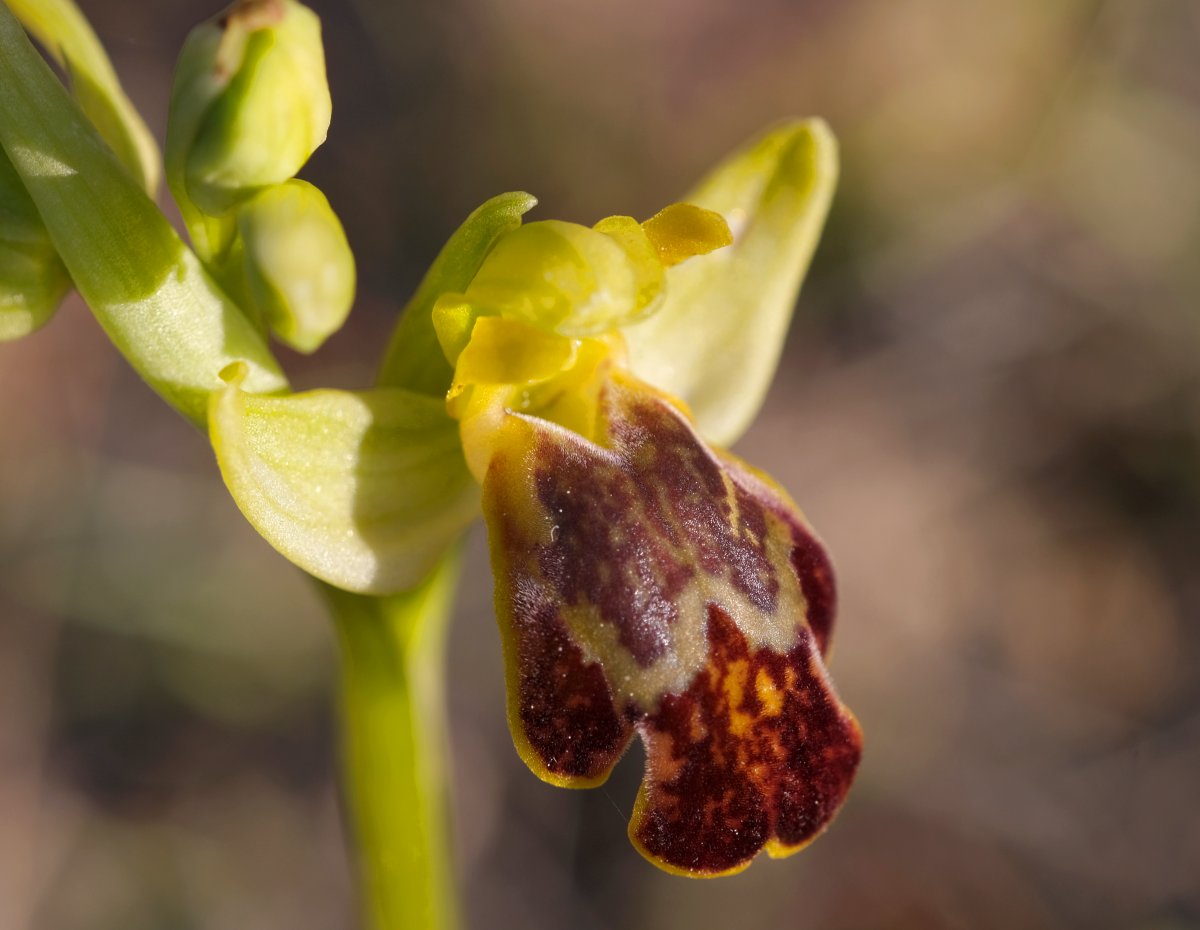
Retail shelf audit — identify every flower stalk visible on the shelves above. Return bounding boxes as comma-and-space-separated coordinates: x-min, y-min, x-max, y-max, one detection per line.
321, 553, 462, 930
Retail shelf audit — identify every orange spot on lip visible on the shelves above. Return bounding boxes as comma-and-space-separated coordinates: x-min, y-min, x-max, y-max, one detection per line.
756, 667, 784, 716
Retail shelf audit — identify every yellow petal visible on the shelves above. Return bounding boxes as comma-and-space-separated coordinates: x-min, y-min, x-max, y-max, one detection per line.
640, 202, 732, 267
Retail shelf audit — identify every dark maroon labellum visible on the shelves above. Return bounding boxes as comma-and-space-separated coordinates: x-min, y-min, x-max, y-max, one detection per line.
483, 373, 861, 875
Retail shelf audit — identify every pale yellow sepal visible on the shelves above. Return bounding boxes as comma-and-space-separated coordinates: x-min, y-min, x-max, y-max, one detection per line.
209, 364, 479, 594
622, 119, 838, 447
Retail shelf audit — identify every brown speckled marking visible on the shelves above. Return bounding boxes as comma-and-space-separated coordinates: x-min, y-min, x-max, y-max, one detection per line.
511, 597, 634, 781
790, 529, 835, 656
482, 372, 860, 868
631, 605, 861, 874
719, 454, 838, 658
486, 442, 635, 786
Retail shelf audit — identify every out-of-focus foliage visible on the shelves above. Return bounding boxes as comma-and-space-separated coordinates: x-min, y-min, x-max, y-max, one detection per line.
1, 1, 1198, 928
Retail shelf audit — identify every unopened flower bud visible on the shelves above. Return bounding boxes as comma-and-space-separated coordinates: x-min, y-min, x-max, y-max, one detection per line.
171, 0, 331, 216
234, 178, 355, 353
0, 149, 70, 340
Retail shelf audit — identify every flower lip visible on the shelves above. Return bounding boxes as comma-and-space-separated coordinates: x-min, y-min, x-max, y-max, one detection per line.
482, 371, 861, 875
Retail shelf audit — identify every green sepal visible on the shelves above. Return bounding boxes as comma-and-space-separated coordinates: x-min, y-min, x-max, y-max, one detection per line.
378, 191, 538, 394
209, 364, 480, 595
621, 120, 838, 446
7, 0, 160, 195
0, 2, 287, 426
0, 145, 70, 340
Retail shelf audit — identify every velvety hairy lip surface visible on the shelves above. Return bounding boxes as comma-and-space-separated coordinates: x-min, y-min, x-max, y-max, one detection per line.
483, 373, 861, 873
631, 605, 861, 874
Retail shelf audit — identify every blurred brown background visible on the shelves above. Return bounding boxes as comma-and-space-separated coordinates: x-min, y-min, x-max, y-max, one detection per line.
2, 0, 1199, 927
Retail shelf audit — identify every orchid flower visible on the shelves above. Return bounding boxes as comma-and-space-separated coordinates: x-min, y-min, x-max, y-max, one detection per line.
211, 121, 862, 876
0, 0, 861, 921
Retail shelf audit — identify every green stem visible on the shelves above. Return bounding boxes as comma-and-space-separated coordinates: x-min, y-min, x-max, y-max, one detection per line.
319, 551, 462, 930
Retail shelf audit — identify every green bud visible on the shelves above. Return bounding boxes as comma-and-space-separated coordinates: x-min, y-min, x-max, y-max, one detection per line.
0, 147, 70, 341
234, 178, 355, 353
169, 0, 331, 218
0, 1, 288, 425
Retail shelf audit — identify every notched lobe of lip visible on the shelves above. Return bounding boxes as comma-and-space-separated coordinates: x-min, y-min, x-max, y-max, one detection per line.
632, 604, 861, 875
